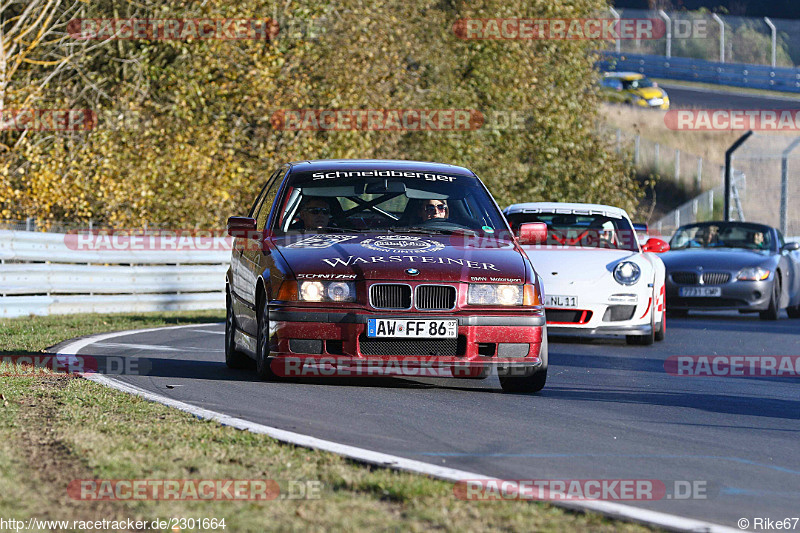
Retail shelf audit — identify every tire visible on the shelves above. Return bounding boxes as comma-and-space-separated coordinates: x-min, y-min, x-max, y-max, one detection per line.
627, 308, 655, 345
225, 292, 250, 369
499, 328, 547, 393
654, 314, 665, 342
759, 277, 781, 321
667, 309, 688, 318
255, 294, 279, 380
787, 305, 800, 319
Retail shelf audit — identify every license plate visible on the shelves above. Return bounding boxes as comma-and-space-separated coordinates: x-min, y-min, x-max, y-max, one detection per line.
367, 319, 457, 338
545, 295, 578, 308
679, 287, 722, 297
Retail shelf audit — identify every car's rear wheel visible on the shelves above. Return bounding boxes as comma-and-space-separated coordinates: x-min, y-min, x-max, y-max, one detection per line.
256, 294, 279, 380
225, 292, 250, 369
759, 277, 781, 321
499, 329, 547, 393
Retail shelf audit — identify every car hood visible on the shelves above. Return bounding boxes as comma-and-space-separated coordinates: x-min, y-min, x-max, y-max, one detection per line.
631, 87, 665, 99
273, 233, 528, 282
660, 248, 774, 270
521, 247, 638, 283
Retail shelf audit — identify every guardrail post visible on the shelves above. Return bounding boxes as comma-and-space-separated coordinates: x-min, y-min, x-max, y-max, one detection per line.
674, 210, 680, 228
712, 14, 725, 63
780, 137, 800, 234
725, 131, 752, 221
674, 149, 680, 181
659, 10, 672, 58
764, 18, 777, 68
609, 8, 621, 53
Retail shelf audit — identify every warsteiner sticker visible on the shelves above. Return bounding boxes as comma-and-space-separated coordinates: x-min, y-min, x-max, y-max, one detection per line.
360, 235, 445, 254
286, 234, 357, 249
321, 255, 500, 271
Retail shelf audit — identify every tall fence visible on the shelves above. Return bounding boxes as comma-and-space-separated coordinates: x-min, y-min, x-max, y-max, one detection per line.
0, 229, 228, 318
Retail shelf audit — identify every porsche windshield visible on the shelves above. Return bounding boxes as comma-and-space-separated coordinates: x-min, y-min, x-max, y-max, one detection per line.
274, 171, 508, 236
506, 211, 638, 251
670, 223, 774, 251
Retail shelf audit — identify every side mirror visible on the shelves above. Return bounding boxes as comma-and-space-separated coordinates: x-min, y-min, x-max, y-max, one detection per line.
782, 242, 800, 252
642, 237, 670, 253
227, 216, 256, 238
517, 222, 547, 245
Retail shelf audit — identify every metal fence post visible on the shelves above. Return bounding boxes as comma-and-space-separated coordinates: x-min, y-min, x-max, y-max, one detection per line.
712, 14, 725, 63
674, 149, 680, 181
659, 10, 672, 58
616, 128, 621, 153
696, 157, 703, 190
764, 17, 777, 68
634, 135, 640, 165
709, 189, 714, 217
725, 131, 752, 221
609, 8, 621, 53
654, 143, 660, 173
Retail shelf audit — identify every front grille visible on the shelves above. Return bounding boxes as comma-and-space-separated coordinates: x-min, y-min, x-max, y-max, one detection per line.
701, 272, 731, 285
546, 309, 593, 324
416, 285, 456, 310
370, 284, 411, 309
670, 297, 745, 308
359, 335, 465, 356
671, 272, 699, 285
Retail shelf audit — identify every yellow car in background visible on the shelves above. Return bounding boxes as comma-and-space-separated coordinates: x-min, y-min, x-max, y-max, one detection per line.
600, 72, 670, 110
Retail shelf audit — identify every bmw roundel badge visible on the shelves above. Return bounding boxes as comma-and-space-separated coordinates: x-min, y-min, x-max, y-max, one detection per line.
406, 268, 420, 276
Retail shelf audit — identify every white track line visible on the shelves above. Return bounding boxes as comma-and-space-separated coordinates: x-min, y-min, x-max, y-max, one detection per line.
57, 325, 743, 533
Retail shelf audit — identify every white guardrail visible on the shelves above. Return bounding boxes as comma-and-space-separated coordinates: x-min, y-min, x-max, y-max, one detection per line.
0, 230, 230, 318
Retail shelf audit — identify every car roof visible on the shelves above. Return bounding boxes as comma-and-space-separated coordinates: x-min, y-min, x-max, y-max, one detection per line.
286, 159, 477, 177
603, 72, 645, 81
677, 221, 775, 232
504, 202, 630, 219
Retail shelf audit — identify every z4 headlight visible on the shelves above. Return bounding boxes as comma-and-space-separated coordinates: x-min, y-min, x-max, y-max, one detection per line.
614, 261, 641, 285
299, 281, 356, 302
736, 267, 770, 281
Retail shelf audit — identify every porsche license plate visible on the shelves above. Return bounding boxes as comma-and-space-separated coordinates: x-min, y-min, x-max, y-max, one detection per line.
367, 319, 457, 338
545, 295, 578, 308
679, 287, 722, 297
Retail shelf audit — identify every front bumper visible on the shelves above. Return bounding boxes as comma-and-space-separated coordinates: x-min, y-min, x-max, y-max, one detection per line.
266, 308, 545, 374
666, 278, 773, 311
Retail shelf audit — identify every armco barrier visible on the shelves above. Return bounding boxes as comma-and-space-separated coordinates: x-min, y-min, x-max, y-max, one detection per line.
598, 51, 800, 93
0, 230, 229, 318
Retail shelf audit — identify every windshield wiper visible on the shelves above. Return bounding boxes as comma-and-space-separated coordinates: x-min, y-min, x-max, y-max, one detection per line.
390, 226, 479, 236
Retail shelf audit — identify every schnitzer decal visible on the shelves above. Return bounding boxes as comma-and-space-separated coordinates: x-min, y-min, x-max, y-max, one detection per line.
321, 255, 500, 271
297, 273, 357, 280
360, 235, 445, 254
285, 234, 357, 249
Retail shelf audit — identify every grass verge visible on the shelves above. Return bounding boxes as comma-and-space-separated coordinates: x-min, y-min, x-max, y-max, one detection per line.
1, 311, 658, 532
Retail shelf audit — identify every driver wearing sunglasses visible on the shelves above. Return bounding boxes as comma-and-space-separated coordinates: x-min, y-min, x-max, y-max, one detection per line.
297, 198, 333, 229
420, 199, 448, 221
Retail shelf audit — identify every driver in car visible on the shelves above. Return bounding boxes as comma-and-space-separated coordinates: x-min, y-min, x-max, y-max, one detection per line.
419, 199, 448, 221
292, 197, 335, 230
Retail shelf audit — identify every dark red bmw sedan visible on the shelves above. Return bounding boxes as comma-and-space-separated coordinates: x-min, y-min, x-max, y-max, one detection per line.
225, 160, 548, 392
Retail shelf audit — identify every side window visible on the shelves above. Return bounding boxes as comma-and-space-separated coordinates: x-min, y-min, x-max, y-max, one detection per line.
255, 167, 286, 231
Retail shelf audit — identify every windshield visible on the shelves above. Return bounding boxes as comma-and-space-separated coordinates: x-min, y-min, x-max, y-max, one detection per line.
273, 169, 509, 237
621, 77, 655, 90
505, 211, 639, 251
670, 223, 773, 250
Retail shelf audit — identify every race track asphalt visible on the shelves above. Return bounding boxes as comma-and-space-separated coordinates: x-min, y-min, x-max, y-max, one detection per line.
660, 83, 800, 109
59, 311, 800, 530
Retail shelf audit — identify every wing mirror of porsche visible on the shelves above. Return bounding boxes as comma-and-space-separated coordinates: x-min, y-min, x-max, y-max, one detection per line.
782, 242, 800, 252
642, 237, 670, 253
227, 216, 257, 238
517, 222, 548, 245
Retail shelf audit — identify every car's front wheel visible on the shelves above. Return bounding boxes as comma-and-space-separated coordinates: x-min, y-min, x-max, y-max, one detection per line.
225, 292, 250, 369
787, 305, 800, 319
256, 294, 279, 381
759, 277, 781, 321
654, 314, 665, 341
498, 330, 547, 393
627, 308, 655, 346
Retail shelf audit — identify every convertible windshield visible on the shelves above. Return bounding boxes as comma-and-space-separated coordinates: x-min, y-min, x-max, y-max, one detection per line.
274, 170, 509, 236
670, 223, 773, 250
621, 77, 655, 90
505, 211, 639, 251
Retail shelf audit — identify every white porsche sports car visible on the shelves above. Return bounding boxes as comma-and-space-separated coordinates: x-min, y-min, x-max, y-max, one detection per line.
504, 202, 669, 345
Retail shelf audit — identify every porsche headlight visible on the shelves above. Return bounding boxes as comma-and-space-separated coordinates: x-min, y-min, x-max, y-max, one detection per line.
613, 261, 641, 285
468, 284, 523, 306
299, 281, 356, 302
736, 267, 770, 281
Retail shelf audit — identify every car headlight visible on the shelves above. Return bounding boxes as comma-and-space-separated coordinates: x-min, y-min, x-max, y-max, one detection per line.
736, 267, 770, 281
614, 261, 641, 285
298, 281, 356, 302
468, 284, 523, 306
